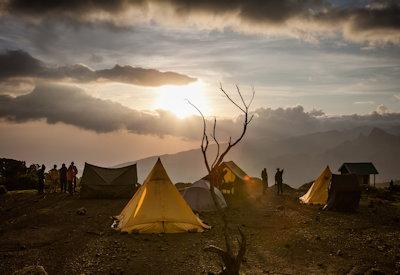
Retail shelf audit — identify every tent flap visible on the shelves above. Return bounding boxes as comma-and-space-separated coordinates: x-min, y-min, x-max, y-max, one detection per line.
299, 166, 332, 205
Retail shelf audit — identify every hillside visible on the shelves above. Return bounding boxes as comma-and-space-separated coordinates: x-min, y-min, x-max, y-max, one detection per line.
1, 189, 399, 274
118, 127, 400, 187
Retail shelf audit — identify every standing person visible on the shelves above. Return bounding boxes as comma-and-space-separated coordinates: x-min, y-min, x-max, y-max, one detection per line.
275, 168, 284, 195
37, 164, 46, 194
67, 164, 74, 195
261, 168, 268, 194
71, 162, 78, 193
67, 162, 78, 194
48, 165, 59, 193
59, 163, 67, 193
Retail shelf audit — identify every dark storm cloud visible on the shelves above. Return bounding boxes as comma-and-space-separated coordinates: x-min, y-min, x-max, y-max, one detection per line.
1, 84, 399, 140
1, 0, 400, 44
0, 49, 44, 79
0, 50, 196, 87
96, 65, 196, 86
0, 83, 204, 137
3, 0, 132, 18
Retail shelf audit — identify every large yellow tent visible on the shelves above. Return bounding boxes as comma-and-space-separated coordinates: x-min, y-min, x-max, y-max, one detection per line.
299, 166, 332, 204
115, 158, 209, 234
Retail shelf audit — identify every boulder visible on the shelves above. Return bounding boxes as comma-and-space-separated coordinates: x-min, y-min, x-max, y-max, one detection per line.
76, 207, 87, 215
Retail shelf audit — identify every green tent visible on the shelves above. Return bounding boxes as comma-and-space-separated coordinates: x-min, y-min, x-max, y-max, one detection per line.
80, 163, 138, 198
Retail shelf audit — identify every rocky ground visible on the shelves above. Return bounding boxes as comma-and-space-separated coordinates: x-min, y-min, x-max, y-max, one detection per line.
0, 187, 399, 274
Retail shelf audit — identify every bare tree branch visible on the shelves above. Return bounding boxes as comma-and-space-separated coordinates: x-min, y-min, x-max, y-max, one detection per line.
219, 83, 245, 113
188, 84, 255, 275
248, 114, 255, 124
235, 84, 247, 109
211, 117, 221, 168
186, 99, 211, 173
249, 86, 255, 108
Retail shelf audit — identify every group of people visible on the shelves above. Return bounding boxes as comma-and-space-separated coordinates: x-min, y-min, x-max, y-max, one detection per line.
261, 167, 285, 195
37, 162, 78, 195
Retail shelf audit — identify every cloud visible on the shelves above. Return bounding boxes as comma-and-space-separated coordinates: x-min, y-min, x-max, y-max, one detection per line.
0, 83, 205, 138
96, 65, 196, 86
354, 101, 375, 105
1, 0, 400, 45
89, 53, 103, 63
376, 104, 390, 114
0, 49, 196, 87
1, 84, 399, 142
0, 49, 44, 79
309, 108, 325, 117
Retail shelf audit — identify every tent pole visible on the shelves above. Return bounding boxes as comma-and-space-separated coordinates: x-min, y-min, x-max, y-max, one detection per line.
374, 174, 376, 187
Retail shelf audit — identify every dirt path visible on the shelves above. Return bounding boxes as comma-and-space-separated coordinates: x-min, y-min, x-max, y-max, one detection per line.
1, 188, 399, 274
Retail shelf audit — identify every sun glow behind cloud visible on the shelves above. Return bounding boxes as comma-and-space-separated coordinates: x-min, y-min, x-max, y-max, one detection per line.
153, 80, 210, 118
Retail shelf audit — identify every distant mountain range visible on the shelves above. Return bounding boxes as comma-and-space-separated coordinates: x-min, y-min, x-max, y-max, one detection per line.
117, 126, 400, 187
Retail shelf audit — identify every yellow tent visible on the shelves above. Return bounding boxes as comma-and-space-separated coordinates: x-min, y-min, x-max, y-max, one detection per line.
299, 166, 332, 204
115, 158, 209, 234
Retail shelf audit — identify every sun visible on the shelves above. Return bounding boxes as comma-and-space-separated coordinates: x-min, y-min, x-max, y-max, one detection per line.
153, 80, 210, 118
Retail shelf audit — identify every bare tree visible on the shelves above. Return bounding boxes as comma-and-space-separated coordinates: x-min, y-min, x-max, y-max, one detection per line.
188, 83, 255, 274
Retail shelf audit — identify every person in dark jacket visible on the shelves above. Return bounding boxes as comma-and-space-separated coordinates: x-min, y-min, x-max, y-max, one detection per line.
274, 168, 284, 195
59, 163, 67, 193
261, 168, 268, 194
37, 164, 46, 194
67, 162, 78, 194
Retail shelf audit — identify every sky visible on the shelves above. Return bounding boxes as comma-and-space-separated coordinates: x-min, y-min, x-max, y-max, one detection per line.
0, 0, 400, 170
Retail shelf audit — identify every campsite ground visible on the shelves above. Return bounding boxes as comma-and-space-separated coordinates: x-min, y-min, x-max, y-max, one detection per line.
0, 187, 399, 274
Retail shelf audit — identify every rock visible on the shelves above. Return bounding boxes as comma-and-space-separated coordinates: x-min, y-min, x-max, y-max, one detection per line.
76, 207, 87, 215
13, 265, 48, 275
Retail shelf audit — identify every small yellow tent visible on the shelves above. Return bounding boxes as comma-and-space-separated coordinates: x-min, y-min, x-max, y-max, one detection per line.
115, 158, 209, 234
299, 166, 332, 204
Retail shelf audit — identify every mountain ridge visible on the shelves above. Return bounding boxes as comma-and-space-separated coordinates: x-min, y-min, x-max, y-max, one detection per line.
117, 126, 400, 187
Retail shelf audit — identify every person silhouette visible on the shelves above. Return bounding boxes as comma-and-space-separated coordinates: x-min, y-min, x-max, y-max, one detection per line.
37, 164, 46, 194
59, 163, 67, 193
261, 168, 268, 194
274, 168, 284, 195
